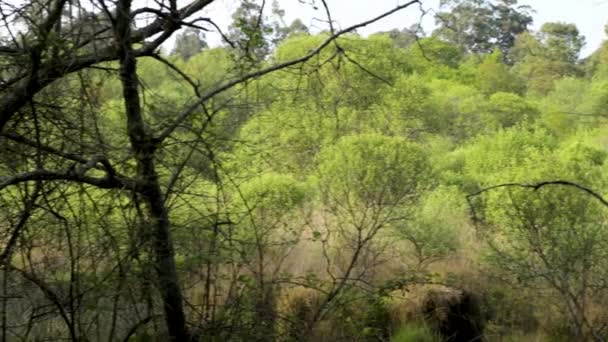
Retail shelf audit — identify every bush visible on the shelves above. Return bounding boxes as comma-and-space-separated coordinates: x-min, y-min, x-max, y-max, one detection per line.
391, 322, 441, 342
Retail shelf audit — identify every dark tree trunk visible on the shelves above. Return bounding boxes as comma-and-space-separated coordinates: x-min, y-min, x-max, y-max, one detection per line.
114, 0, 189, 340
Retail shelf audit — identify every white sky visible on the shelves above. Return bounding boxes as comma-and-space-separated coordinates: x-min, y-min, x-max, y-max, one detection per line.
191, 0, 608, 57
3, 0, 604, 56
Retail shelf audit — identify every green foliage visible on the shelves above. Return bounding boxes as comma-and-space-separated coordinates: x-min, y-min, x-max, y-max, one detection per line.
172, 28, 208, 61
232, 172, 307, 246
511, 23, 586, 95
434, 0, 533, 59
232, 105, 338, 174
540, 77, 590, 135
228, 0, 274, 63
391, 322, 441, 342
469, 136, 608, 338
487, 92, 538, 128
539, 22, 586, 65
587, 41, 608, 80
7, 5, 608, 339
399, 186, 465, 268
405, 36, 463, 75
472, 49, 526, 95
273, 34, 408, 110
365, 74, 432, 137
482, 180, 608, 287
184, 47, 236, 87
315, 292, 396, 342
427, 79, 488, 141
315, 134, 430, 208
238, 172, 307, 214
373, 27, 418, 49
459, 126, 558, 187
579, 80, 608, 118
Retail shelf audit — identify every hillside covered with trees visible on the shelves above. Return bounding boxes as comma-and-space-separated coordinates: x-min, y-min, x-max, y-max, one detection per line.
2, 0, 608, 341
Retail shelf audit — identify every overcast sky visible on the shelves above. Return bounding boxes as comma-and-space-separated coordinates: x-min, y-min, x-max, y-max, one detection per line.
190, 0, 608, 57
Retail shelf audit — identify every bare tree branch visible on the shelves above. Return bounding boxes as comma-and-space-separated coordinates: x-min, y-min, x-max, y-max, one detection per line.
467, 180, 608, 207
0, 167, 136, 191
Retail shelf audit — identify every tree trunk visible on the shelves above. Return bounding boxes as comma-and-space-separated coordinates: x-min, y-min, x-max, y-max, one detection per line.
114, 0, 189, 340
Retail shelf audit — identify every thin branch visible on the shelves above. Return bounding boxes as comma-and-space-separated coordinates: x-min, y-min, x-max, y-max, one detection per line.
150, 54, 202, 97
2, 131, 89, 165
0, 168, 136, 192
467, 180, 608, 208
0, 181, 41, 266
187, 17, 236, 48
466, 180, 608, 229
121, 316, 154, 342
320, 0, 335, 34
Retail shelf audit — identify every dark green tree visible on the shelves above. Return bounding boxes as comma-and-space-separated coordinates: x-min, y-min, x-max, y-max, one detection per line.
374, 25, 421, 49
511, 22, 586, 95
171, 28, 208, 61
538, 22, 585, 64
228, 0, 274, 64
269, 0, 309, 44
275, 18, 309, 42
434, 0, 533, 61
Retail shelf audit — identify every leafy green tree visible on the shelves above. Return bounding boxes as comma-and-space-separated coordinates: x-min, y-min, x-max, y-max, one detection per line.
585, 27, 608, 79
270, 0, 308, 43
306, 134, 430, 336
426, 79, 489, 141
472, 141, 608, 340
579, 80, 608, 118
539, 22, 586, 65
368, 74, 433, 138
512, 22, 586, 95
305, 34, 411, 111
406, 36, 464, 71
374, 25, 420, 49
458, 125, 558, 189
400, 186, 464, 270
435, 0, 533, 59
233, 173, 308, 341
228, 0, 274, 64
470, 49, 525, 95
540, 77, 590, 135
316, 134, 430, 210
171, 28, 208, 61
486, 91, 538, 128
